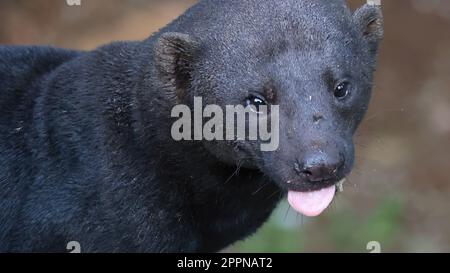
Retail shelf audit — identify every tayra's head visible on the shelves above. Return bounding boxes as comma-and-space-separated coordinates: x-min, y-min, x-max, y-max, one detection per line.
154, 0, 383, 217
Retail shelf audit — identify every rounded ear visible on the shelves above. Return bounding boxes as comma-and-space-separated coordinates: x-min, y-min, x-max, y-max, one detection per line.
154, 32, 199, 101
353, 4, 384, 55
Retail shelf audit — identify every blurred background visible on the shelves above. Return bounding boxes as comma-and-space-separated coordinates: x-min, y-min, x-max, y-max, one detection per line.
1, 0, 449, 252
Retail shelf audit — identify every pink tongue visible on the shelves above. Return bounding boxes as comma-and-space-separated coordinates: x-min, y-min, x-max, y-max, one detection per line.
287, 186, 336, 217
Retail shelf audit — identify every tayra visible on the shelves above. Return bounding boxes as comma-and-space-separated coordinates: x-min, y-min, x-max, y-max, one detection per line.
0, 0, 383, 252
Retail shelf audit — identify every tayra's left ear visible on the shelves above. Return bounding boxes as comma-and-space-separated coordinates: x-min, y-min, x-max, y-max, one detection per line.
154, 32, 199, 101
353, 4, 384, 55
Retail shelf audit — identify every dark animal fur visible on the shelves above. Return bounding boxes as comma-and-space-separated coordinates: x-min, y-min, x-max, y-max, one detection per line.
0, 0, 382, 252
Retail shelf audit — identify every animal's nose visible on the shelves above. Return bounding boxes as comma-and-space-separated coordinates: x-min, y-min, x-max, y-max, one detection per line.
295, 152, 344, 183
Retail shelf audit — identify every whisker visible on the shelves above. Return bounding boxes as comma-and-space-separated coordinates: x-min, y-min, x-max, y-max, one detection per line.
266, 189, 281, 200
284, 204, 291, 222
252, 182, 268, 195
223, 160, 244, 184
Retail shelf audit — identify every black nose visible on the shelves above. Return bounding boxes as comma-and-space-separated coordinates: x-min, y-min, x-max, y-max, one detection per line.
295, 152, 344, 183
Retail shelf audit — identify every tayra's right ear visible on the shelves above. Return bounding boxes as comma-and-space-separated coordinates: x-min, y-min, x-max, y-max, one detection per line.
154, 32, 199, 101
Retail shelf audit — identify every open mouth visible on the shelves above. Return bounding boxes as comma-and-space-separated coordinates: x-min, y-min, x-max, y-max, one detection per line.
287, 179, 346, 217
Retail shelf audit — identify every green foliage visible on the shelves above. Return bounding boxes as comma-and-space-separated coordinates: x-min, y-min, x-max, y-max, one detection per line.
231, 195, 404, 253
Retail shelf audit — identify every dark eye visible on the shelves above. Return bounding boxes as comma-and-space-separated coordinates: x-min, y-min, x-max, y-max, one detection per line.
334, 81, 350, 99
245, 95, 267, 112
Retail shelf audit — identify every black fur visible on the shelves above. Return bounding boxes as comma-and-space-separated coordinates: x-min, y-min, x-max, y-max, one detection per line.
0, 0, 382, 252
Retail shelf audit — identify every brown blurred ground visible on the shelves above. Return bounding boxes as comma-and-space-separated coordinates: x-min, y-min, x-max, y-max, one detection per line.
1, 0, 449, 252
